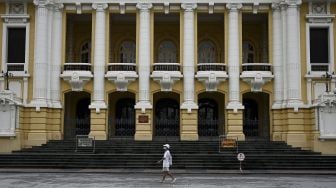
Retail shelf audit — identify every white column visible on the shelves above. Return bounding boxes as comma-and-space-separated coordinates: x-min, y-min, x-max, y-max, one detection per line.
286, 0, 303, 110
226, 3, 244, 112
89, 3, 108, 112
272, 3, 283, 109
180, 3, 198, 112
50, 3, 63, 108
135, 3, 153, 112
31, 0, 50, 109
280, 3, 288, 108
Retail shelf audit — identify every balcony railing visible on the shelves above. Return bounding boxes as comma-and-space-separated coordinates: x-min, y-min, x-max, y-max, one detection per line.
107, 63, 136, 71
63, 63, 91, 71
242, 63, 272, 72
311, 63, 329, 72
197, 63, 226, 71
7, 63, 24, 71
153, 63, 180, 71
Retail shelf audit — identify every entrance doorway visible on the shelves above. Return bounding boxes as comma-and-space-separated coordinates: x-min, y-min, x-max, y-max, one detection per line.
64, 91, 91, 140
154, 92, 180, 138
243, 92, 270, 140
108, 92, 136, 138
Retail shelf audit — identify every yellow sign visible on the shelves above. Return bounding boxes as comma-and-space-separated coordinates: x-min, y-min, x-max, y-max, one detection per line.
221, 139, 236, 148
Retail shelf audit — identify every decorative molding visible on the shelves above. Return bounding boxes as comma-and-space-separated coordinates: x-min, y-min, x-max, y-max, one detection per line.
208, 2, 214, 14
164, 2, 169, 14
241, 71, 274, 92
253, 2, 259, 14
181, 3, 197, 11
119, 2, 126, 14
60, 71, 93, 91
151, 71, 182, 92
226, 3, 242, 11
136, 3, 152, 11
105, 71, 138, 92
92, 3, 108, 11
285, 0, 302, 7
8, 2, 25, 14
33, 0, 52, 7
75, 2, 82, 14
195, 71, 228, 92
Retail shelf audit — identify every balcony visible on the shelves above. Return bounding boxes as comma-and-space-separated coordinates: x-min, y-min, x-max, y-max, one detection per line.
60, 63, 93, 91
240, 63, 273, 92
151, 63, 182, 92
105, 63, 138, 91
195, 63, 228, 91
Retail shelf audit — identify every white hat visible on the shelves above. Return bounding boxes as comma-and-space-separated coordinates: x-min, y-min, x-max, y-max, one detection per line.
163, 144, 170, 149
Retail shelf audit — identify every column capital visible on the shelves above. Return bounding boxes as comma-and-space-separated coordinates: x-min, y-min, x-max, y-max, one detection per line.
226, 3, 242, 11
271, 3, 281, 11
181, 3, 197, 12
136, 3, 152, 11
285, 0, 302, 7
33, 0, 52, 7
92, 3, 108, 11
54, 3, 64, 11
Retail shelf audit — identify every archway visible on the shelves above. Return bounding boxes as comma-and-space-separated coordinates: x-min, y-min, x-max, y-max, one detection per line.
108, 92, 135, 138
64, 91, 91, 140
198, 92, 225, 138
243, 92, 270, 140
154, 92, 180, 138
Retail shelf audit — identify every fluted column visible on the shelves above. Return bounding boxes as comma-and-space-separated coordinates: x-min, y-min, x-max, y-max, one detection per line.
181, 3, 198, 112
50, 3, 63, 108
272, 3, 283, 109
31, 0, 50, 110
226, 3, 244, 112
135, 3, 153, 112
89, 3, 108, 112
280, 2, 288, 107
286, 0, 303, 110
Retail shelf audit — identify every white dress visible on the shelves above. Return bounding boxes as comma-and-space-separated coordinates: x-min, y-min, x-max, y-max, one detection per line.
162, 150, 172, 171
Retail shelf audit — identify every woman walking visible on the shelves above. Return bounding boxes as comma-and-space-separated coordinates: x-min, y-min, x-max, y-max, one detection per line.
157, 144, 176, 183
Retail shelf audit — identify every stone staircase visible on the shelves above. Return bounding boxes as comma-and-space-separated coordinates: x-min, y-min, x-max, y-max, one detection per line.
0, 140, 336, 170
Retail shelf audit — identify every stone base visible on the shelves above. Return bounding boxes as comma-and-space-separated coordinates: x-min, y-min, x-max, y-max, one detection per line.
134, 109, 152, 141
180, 109, 198, 141
226, 110, 245, 141
89, 109, 107, 140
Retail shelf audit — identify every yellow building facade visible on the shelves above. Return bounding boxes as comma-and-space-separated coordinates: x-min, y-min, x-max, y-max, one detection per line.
0, 0, 336, 154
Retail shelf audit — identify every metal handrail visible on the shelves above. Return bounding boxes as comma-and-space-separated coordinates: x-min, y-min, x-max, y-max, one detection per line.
153, 63, 181, 71
242, 63, 272, 71
64, 63, 91, 71
197, 63, 226, 71
107, 63, 136, 71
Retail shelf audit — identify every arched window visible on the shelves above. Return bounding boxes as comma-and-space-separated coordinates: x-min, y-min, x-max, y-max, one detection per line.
119, 41, 136, 63
158, 40, 177, 63
80, 41, 91, 63
243, 41, 255, 63
198, 40, 216, 63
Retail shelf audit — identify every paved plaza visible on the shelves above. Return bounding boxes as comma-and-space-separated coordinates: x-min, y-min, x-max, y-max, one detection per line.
0, 172, 335, 188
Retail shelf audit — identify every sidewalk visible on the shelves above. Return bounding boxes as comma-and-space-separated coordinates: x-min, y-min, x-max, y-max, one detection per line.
1, 168, 336, 175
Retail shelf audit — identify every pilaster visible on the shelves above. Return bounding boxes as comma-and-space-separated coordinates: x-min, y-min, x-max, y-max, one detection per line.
89, 3, 108, 112
272, 3, 284, 109
226, 109, 245, 141
31, 0, 52, 110
135, 3, 153, 113
286, 0, 304, 110
134, 109, 153, 141
50, 3, 63, 109
180, 3, 198, 113
226, 3, 244, 113
180, 109, 198, 141
89, 109, 107, 140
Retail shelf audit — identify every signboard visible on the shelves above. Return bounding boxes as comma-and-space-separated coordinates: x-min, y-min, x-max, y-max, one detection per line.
78, 137, 93, 147
221, 138, 236, 148
138, 115, 149, 123
237, 153, 245, 161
